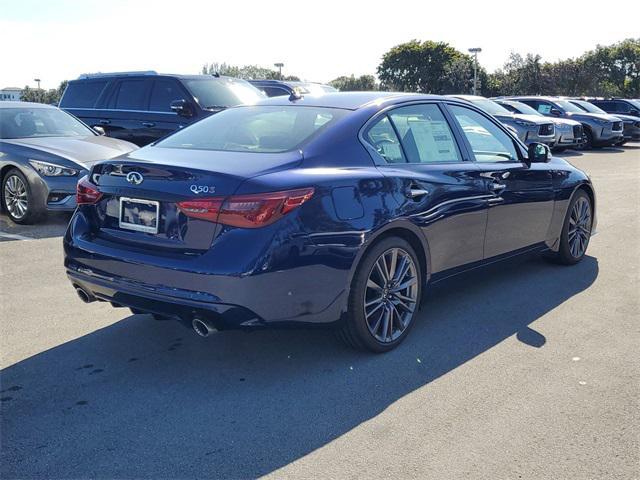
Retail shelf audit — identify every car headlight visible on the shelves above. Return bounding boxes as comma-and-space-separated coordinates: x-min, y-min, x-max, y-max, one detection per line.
29, 160, 78, 177
514, 119, 536, 128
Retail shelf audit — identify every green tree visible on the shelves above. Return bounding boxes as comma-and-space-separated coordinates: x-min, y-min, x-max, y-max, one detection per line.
20, 80, 68, 105
377, 40, 472, 93
329, 74, 377, 91
201, 62, 299, 81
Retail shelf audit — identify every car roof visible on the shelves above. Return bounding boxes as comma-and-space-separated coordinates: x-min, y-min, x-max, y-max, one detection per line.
253, 91, 447, 110
71, 72, 246, 82
448, 94, 487, 101
0, 101, 56, 109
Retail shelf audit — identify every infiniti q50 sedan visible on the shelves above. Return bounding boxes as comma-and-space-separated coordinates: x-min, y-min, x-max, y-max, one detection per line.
64, 92, 596, 352
0, 102, 137, 224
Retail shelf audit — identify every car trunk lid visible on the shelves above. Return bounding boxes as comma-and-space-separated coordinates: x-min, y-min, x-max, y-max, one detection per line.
87, 146, 302, 252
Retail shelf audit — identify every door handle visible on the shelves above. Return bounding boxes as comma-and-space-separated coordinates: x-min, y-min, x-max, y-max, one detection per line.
142, 122, 156, 128
408, 188, 429, 199
99, 119, 110, 125
489, 182, 507, 193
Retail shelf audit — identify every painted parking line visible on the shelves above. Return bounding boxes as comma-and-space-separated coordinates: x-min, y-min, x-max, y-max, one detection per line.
0, 231, 35, 241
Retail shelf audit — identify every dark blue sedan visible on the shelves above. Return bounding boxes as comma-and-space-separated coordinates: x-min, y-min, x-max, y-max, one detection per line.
64, 92, 596, 352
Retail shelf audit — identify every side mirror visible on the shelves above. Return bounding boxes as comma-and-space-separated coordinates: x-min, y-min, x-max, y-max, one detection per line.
528, 142, 551, 163
550, 108, 562, 117
170, 99, 194, 118
93, 126, 106, 135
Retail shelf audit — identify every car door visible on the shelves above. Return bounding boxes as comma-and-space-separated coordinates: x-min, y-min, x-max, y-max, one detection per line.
446, 103, 554, 258
106, 78, 153, 146
146, 78, 191, 142
363, 102, 489, 274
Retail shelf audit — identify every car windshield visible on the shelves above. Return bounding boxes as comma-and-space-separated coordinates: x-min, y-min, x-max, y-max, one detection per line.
626, 99, 640, 110
0, 107, 93, 139
156, 105, 348, 153
183, 78, 265, 109
469, 98, 511, 115
571, 100, 606, 114
554, 100, 585, 113
506, 101, 542, 116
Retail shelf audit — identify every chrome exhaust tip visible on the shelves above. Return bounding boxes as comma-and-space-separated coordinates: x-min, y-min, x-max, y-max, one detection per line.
75, 287, 95, 304
192, 318, 217, 337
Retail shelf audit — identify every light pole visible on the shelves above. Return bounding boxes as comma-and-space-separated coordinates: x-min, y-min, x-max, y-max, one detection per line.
274, 63, 284, 79
34, 78, 41, 90
467, 48, 482, 95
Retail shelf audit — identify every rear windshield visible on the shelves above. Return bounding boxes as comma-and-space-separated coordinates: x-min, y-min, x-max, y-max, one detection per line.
0, 107, 93, 139
156, 105, 348, 153
183, 78, 265, 109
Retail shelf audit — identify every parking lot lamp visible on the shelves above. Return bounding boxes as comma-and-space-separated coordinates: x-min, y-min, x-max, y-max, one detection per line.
274, 63, 284, 80
467, 48, 482, 95
34, 78, 41, 90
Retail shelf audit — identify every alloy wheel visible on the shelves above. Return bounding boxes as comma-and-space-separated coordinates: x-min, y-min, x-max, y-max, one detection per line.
568, 197, 591, 258
364, 247, 418, 343
4, 174, 29, 220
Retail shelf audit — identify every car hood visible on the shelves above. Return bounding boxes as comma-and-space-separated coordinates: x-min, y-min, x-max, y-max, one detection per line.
565, 112, 618, 122
608, 113, 639, 123
1, 135, 137, 169
494, 113, 550, 125
550, 117, 581, 127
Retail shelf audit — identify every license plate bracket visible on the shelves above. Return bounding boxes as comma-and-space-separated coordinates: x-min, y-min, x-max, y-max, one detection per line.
119, 197, 160, 234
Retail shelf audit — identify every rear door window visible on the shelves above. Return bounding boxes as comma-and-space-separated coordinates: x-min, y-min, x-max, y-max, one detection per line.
114, 80, 150, 110
365, 116, 406, 163
60, 80, 108, 108
388, 104, 461, 163
149, 79, 185, 112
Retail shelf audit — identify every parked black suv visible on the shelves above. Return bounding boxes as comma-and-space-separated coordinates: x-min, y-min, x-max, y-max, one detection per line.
587, 98, 640, 119
60, 71, 265, 146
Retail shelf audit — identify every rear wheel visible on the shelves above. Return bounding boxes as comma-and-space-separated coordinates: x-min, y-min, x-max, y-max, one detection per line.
546, 190, 592, 265
338, 237, 422, 352
1, 168, 45, 224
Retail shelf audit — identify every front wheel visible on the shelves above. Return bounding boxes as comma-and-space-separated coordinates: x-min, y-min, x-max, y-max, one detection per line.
1, 168, 44, 224
338, 237, 422, 352
547, 190, 593, 265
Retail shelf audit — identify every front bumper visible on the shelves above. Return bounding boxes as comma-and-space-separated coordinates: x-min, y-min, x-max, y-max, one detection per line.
25, 167, 85, 212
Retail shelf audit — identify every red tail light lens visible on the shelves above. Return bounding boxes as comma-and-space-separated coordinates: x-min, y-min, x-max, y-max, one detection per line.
76, 176, 102, 205
177, 187, 314, 228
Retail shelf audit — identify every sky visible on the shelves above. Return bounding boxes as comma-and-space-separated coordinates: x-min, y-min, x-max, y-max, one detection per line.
1, 0, 639, 90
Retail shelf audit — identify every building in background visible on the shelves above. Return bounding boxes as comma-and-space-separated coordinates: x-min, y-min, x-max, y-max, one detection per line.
0, 87, 22, 101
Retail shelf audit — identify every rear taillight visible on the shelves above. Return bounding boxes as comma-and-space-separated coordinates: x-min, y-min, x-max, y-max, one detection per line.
177, 187, 314, 228
76, 176, 102, 205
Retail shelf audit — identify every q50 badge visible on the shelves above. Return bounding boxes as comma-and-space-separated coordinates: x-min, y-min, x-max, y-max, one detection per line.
190, 185, 216, 194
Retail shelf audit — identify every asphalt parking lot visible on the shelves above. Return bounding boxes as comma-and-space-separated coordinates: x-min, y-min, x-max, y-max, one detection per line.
1, 145, 638, 479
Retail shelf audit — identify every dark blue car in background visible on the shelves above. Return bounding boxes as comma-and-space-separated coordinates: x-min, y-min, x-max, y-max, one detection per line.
64, 92, 596, 352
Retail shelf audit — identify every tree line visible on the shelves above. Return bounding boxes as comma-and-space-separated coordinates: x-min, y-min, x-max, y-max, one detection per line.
18, 38, 639, 106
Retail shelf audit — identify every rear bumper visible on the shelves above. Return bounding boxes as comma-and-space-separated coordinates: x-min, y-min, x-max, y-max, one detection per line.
63, 211, 351, 328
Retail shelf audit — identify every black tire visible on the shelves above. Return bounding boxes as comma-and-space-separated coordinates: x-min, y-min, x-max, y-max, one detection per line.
581, 128, 594, 150
546, 190, 592, 265
338, 236, 422, 353
1, 168, 45, 224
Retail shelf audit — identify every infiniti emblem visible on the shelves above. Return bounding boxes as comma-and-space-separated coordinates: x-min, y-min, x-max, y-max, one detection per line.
126, 171, 144, 185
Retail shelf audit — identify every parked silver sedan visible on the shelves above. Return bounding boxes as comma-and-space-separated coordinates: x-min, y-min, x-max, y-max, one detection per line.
0, 102, 138, 224
449, 95, 555, 147
494, 99, 583, 151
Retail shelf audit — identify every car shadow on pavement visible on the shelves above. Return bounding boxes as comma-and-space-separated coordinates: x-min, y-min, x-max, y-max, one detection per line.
0, 212, 71, 240
0, 254, 598, 479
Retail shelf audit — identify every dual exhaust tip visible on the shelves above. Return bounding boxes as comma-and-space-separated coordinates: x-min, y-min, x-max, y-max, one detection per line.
75, 285, 217, 338
192, 318, 218, 337
75, 286, 95, 304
